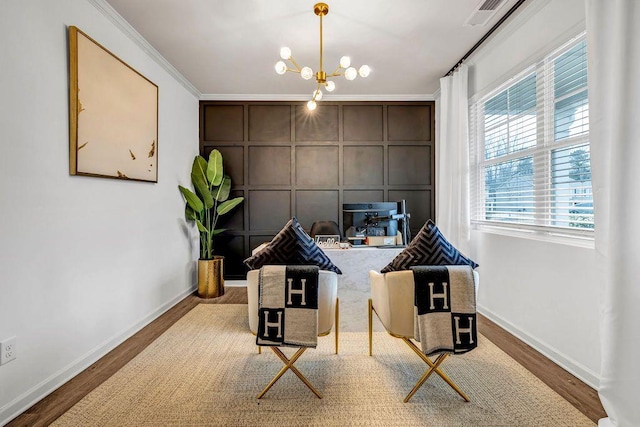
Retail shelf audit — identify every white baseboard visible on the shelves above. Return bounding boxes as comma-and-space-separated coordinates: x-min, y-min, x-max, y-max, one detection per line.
0, 285, 196, 427
478, 304, 600, 389
225, 280, 247, 287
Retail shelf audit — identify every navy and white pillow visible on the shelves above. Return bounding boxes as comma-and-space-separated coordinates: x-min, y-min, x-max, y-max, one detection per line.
380, 220, 478, 273
244, 217, 342, 274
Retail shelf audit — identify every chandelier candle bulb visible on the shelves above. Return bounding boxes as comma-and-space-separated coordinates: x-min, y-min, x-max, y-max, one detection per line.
301, 67, 314, 80
345, 67, 357, 80
274, 2, 371, 110
280, 47, 292, 60
275, 61, 287, 75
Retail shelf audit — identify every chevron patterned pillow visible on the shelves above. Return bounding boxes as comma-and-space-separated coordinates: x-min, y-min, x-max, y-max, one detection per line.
244, 217, 342, 274
380, 220, 478, 273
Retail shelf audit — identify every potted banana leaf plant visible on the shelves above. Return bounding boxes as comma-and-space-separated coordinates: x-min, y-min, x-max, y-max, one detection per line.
179, 149, 244, 298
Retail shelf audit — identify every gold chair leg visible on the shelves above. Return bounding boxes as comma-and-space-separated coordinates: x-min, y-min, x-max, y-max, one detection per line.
404, 353, 448, 402
368, 299, 373, 356
401, 338, 470, 402
335, 298, 339, 354
257, 346, 261, 354
257, 347, 322, 399
270, 347, 322, 399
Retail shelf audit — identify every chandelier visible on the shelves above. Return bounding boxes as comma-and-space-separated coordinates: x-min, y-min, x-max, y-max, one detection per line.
274, 2, 371, 111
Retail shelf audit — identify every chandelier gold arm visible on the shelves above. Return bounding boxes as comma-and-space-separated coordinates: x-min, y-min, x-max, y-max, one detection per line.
275, 2, 369, 110
312, 82, 322, 102
317, 3, 326, 81
288, 56, 303, 73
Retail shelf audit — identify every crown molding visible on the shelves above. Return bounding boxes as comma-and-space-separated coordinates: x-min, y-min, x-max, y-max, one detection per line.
199, 93, 435, 102
86, 0, 201, 98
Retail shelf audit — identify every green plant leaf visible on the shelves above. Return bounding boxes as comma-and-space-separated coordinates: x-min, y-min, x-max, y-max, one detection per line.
191, 156, 208, 184
195, 219, 208, 233
207, 149, 223, 186
191, 156, 214, 209
214, 175, 231, 201
212, 228, 226, 235
185, 203, 196, 221
178, 185, 204, 213
192, 171, 214, 209
217, 197, 244, 216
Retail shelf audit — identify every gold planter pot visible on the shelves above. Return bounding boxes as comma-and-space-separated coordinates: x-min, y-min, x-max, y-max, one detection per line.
198, 256, 224, 298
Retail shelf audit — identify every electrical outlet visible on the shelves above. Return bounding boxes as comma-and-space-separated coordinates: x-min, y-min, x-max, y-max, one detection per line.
0, 336, 17, 365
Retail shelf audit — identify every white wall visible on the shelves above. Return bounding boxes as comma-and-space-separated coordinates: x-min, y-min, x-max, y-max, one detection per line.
0, 0, 199, 424
465, 0, 601, 386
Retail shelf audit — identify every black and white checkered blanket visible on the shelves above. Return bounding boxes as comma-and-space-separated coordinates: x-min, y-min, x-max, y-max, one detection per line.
412, 265, 477, 356
256, 265, 319, 348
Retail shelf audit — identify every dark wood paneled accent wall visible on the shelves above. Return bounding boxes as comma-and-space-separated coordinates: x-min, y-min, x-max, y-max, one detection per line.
200, 101, 436, 279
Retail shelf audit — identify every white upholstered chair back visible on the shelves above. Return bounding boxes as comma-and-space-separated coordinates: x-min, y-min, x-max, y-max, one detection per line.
369, 270, 480, 338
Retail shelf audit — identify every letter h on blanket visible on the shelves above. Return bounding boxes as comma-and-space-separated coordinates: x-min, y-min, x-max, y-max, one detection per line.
256, 265, 323, 399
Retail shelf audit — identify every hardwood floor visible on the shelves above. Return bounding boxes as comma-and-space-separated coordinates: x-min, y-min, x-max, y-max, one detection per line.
478, 313, 606, 422
7, 287, 605, 426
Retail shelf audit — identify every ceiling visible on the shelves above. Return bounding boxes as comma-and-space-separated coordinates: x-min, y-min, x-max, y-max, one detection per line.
104, 0, 522, 100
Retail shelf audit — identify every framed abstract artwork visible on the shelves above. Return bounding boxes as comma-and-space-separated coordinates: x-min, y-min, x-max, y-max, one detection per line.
68, 26, 158, 182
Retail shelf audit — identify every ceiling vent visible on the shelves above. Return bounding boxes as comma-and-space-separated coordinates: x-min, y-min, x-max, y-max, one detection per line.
464, 0, 506, 26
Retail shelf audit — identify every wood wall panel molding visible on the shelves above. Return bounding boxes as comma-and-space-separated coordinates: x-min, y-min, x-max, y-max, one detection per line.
388, 145, 432, 185
248, 190, 291, 231
295, 146, 339, 187
203, 105, 244, 141
387, 105, 433, 141
343, 105, 384, 141
248, 105, 291, 141
294, 105, 339, 141
343, 146, 384, 186
343, 190, 385, 204
295, 190, 340, 230
248, 146, 291, 185
200, 101, 435, 279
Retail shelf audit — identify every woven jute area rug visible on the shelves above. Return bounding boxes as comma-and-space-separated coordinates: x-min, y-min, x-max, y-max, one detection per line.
53, 304, 594, 426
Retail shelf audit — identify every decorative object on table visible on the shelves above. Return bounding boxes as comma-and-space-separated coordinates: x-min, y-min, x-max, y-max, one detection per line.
380, 220, 478, 273
244, 217, 342, 274
68, 26, 158, 182
274, 2, 370, 111
179, 149, 244, 298
314, 235, 341, 249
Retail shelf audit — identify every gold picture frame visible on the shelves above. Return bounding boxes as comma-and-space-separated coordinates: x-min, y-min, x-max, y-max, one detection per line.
68, 26, 158, 182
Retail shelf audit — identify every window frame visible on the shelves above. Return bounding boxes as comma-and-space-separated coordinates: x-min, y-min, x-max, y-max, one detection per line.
470, 33, 593, 246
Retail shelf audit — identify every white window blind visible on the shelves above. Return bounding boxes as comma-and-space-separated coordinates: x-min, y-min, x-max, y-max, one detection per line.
470, 35, 593, 238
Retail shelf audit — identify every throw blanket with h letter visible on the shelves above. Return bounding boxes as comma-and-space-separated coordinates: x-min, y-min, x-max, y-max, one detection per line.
412, 265, 477, 356
257, 265, 319, 348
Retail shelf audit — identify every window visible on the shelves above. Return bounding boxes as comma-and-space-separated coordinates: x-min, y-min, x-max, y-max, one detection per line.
470, 35, 593, 239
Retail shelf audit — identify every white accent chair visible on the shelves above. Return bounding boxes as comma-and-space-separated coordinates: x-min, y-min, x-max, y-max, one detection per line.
368, 269, 479, 402
247, 267, 339, 399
